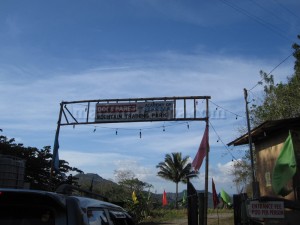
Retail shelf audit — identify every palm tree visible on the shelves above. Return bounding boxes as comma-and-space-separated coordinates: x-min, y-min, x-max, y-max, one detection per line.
156, 152, 198, 209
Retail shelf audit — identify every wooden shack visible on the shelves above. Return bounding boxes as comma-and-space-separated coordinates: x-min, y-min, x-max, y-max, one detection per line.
228, 118, 300, 225
228, 117, 300, 200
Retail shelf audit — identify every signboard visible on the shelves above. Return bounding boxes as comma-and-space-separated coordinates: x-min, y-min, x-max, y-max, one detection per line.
95, 101, 174, 122
248, 201, 284, 219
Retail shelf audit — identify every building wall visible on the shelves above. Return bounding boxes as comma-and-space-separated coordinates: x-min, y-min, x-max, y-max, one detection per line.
254, 129, 300, 201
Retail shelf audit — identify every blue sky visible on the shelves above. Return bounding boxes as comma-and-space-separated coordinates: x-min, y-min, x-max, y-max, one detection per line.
1, 0, 299, 195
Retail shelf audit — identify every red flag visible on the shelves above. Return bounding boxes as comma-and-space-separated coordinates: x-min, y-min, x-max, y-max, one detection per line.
192, 125, 209, 171
162, 190, 168, 206
212, 178, 220, 209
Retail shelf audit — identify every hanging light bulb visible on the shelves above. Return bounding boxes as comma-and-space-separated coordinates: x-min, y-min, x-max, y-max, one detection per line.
187, 122, 189, 129
93, 127, 96, 132
73, 124, 75, 129
139, 129, 142, 138
116, 129, 118, 135
163, 125, 165, 132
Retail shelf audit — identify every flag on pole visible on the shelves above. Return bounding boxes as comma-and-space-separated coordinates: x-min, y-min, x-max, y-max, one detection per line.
132, 191, 139, 204
182, 190, 187, 204
52, 131, 60, 173
220, 189, 231, 206
212, 178, 220, 209
162, 190, 168, 206
192, 125, 209, 171
272, 131, 297, 196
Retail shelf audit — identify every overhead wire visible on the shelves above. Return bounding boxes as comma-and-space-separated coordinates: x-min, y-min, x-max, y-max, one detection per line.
209, 100, 244, 119
249, 0, 291, 26
248, 52, 293, 91
219, 0, 293, 42
79, 121, 192, 134
272, 0, 300, 21
71, 101, 244, 163
209, 121, 238, 161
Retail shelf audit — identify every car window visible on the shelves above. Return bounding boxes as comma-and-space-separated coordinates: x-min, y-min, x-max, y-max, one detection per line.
109, 211, 134, 225
87, 209, 109, 225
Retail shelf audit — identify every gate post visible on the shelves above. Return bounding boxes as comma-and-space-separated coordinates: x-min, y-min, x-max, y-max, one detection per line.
198, 192, 205, 225
188, 181, 199, 225
234, 193, 249, 225
233, 194, 241, 225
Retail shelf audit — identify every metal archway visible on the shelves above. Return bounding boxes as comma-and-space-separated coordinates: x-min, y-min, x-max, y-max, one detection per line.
52, 95, 210, 225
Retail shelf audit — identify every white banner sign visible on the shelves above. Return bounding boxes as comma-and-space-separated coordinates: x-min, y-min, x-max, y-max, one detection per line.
248, 201, 284, 219
95, 101, 174, 122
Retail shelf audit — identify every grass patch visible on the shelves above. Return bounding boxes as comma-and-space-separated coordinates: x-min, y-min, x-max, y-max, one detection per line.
139, 208, 233, 222
140, 209, 187, 223
208, 208, 233, 214
139, 208, 234, 225
208, 215, 234, 225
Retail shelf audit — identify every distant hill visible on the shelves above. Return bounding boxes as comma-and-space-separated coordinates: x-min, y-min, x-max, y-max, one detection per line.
74, 173, 118, 190
74, 173, 214, 208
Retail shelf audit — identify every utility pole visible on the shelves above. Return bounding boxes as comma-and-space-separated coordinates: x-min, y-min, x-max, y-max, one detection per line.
243, 88, 259, 198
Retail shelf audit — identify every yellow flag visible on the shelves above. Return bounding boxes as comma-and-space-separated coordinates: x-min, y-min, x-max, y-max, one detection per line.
132, 191, 139, 204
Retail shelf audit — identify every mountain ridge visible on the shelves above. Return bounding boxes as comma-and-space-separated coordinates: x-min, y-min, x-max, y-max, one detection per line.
74, 173, 214, 208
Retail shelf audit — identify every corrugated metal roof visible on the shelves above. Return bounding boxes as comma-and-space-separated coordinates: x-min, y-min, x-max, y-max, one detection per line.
227, 117, 300, 146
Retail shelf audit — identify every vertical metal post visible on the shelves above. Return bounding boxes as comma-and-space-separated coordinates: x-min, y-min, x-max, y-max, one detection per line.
86, 102, 90, 123
204, 98, 209, 225
174, 99, 177, 118
51, 102, 64, 176
184, 98, 186, 119
194, 99, 197, 118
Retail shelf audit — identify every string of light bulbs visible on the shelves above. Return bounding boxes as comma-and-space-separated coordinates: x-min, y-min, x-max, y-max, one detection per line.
72, 121, 192, 138
69, 100, 245, 139
209, 100, 244, 120
209, 121, 238, 161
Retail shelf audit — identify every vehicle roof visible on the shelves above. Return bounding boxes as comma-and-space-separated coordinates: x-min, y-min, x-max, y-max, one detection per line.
0, 188, 67, 207
0, 188, 125, 211
72, 196, 124, 211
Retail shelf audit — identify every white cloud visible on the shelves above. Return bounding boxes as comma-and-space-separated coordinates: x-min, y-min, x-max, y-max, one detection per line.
0, 50, 294, 195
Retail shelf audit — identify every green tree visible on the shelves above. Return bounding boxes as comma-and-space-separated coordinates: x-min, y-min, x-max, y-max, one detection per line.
0, 134, 83, 191
231, 154, 253, 196
232, 35, 300, 195
251, 35, 300, 125
114, 169, 153, 223
156, 152, 197, 209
